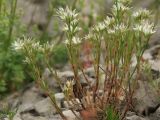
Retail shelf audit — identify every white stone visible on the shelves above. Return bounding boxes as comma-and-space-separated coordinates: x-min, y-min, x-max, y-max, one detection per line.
149, 59, 160, 71
63, 110, 80, 120
126, 115, 148, 120
21, 113, 48, 120
18, 103, 34, 113
55, 93, 65, 100
63, 99, 81, 110
143, 50, 153, 60
55, 93, 65, 108
13, 113, 22, 120
34, 97, 56, 116
4, 118, 9, 120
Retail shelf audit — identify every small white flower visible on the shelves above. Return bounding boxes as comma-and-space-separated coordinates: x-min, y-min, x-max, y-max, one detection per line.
92, 21, 106, 33
62, 15, 80, 33
107, 28, 116, 34
13, 37, 33, 51
143, 24, 155, 36
96, 22, 106, 31
112, 2, 130, 14
24, 38, 42, 52
104, 16, 115, 27
133, 21, 155, 36
13, 38, 24, 51
71, 19, 79, 25
57, 7, 67, 20
72, 37, 81, 44
74, 26, 81, 32
66, 80, 74, 87
23, 57, 30, 64
13, 37, 44, 53
63, 80, 74, 94
63, 23, 69, 31
133, 8, 150, 20
115, 23, 127, 32
41, 42, 55, 53
57, 6, 78, 21
65, 37, 82, 45
32, 41, 41, 51
64, 39, 70, 44
133, 25, 142, 31
107, 24, 127, 34
85, 31, 96, 40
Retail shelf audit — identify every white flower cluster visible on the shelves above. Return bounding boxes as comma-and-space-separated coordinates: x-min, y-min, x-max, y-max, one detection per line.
85, 31, 94, 40
86, 17, 114, 39
57, 7, 78, 21
104, 16, 115, 27
133, 8, 150, 20
65, 37, 81, 45
13, 37, 55, 64
133, 21, 155, 36
86, 2, 154, 40
41, 41, 55, 53
63, 19, 81, 34
93, 22, 106, 32
13, 37, 41, 52
13, 38, 25, 51
86, 23, 105, 40
13, 37, 55, 54
108, 23, 127, 34
112, 2, 130, 15
57, 7, 82, 45
86, 16, 127, 39
63, 80, 74, 95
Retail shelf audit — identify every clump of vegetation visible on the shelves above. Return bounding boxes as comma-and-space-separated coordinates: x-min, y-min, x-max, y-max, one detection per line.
0, 0, 69, 95
12, 0, 155, 119
0, 107, 16, 120
0, 0, 26, 94
57, 0, 155, 119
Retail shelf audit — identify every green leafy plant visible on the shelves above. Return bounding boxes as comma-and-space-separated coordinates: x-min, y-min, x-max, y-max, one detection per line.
0, 0, 27, 94
105, 106, 120, 120
0, 102, 17, 120
0, 80, 6, 92
0, 107, 17, 120
12, 37, 66, 119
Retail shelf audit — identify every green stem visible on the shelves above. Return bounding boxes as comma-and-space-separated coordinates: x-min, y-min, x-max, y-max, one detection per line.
93, 36, 101, 102
6, 0, 17, 50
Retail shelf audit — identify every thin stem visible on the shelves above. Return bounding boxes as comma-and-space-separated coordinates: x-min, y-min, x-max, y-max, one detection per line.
7, 0, 17, 50
93, 38, 101, 102
47, 89, 67, 120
